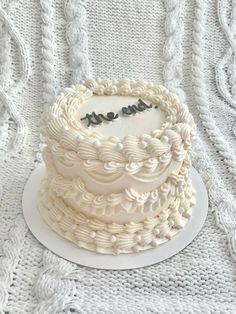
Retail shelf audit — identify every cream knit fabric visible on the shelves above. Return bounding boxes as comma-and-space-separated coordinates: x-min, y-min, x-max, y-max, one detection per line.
0, 0, 236, 313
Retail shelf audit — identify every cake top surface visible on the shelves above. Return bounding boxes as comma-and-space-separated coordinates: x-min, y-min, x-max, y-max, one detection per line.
77, 95, 166, 138
41, 79, 195, 162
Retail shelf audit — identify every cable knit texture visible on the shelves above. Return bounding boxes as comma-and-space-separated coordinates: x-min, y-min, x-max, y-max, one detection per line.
163, 0, 185, 102
34, 251, 84, 313
41, 0, 55, 105
65, 0, 92, 84
0, 0, 236, 313
0, 2, 29, 158
216, 0, 236, 108
215, 0, 236, 138
192, 0, 236, 178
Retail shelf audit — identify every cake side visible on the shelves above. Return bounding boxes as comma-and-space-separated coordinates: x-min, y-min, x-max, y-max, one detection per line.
38, 178, 195, 255
42, 148, 191, 224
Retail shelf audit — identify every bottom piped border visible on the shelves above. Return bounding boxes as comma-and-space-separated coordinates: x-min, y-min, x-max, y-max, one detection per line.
38, 180, 196, 255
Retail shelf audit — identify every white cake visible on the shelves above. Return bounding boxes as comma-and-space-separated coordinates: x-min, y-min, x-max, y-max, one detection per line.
39, 79, 196, 255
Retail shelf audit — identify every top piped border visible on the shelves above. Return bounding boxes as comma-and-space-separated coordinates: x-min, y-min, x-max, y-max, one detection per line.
41, 79, 195, 163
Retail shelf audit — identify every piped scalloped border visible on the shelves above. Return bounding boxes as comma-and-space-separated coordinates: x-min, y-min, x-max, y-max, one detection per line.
44, 149, 192, 217
41, 79, 195, 163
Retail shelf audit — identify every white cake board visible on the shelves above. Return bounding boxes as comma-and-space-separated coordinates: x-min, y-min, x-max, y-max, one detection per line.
22, 164, 208, 270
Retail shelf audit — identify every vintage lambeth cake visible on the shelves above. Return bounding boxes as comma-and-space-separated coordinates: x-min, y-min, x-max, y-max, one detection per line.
39, 79, 196, 254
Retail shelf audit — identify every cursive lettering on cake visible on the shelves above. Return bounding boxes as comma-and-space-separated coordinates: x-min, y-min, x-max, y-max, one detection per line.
80, 112, 119, 127
80, 98, 156, 127
122, 99, 153, 115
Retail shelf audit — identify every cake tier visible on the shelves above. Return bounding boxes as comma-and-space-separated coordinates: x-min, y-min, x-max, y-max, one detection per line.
47, 140, 186, 195
38, 179, 196, 255
43, 148, 191, 223
41, 80, 195, 167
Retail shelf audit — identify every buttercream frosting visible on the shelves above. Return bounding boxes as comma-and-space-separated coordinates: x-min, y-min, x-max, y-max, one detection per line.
39, 79, 196, 254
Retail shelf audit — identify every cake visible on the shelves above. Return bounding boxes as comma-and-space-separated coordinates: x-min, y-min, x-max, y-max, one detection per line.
39, 79, 196, 255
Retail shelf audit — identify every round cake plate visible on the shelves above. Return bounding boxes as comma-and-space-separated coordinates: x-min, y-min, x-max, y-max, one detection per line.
22, 164, 208, 270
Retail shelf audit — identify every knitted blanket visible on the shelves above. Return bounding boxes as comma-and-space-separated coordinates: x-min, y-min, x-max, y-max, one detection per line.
0, 0, 236, 313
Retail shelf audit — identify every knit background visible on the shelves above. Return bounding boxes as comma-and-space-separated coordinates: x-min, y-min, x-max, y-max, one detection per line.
0, 0, 236, 313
